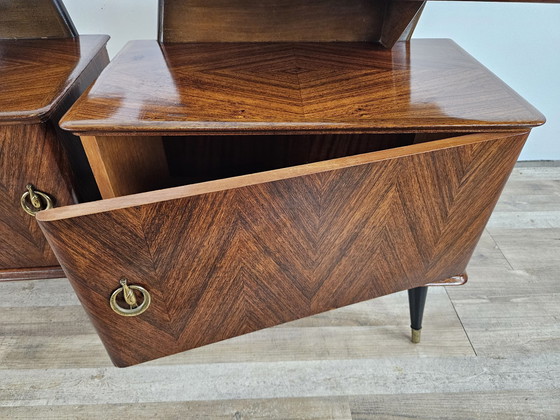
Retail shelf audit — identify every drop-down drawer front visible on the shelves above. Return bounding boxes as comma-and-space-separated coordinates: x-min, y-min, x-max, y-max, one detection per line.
37, 131, 527, 366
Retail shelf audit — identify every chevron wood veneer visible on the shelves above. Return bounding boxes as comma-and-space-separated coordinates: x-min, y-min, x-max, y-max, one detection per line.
38, 131, 528, 366
60, 40, 545, 136
0, 124, 70, 275
0, 36, 109, 124
0, 36, 109, 281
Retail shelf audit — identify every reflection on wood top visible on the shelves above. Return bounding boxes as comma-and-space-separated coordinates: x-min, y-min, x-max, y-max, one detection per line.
60, 39, 545, 135
0, 35, 109, 124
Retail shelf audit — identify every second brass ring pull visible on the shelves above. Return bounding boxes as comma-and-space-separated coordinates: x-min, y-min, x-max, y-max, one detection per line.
110, 278, 151, 317
21, 184, 54, 216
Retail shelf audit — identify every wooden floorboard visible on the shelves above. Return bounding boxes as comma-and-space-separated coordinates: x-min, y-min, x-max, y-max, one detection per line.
349, 390, 560, 419
0, 164, 559, 418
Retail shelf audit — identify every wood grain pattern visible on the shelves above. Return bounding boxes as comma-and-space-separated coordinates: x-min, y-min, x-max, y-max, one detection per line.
0, 124, 74, 271
60, 40, 544, 136
160, 0, 385, 44
2, 166, 559, 415
84, 133, 419, 199
81, 135, 170, 198
0, 35, 110, 124
380, 1, 426, 48
397, 2, 427, 42
0, 0, 76, 39
0, 35, 109, 281
0, 266, 64, 282
37, 131, 528, 366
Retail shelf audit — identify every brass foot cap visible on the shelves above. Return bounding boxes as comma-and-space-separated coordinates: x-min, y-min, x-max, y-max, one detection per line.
411, 328, 421, 344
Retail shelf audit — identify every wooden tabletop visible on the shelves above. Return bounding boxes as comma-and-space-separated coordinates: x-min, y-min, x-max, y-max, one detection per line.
0, 35, 109, 124
60, 39, 545, 135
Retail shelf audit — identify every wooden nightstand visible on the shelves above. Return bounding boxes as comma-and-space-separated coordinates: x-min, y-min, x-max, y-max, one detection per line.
0, 0, 108, 281
37, 0, 553, 366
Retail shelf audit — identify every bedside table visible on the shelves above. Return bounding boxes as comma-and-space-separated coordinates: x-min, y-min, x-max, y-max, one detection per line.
0, 0, 108, 281
37, 36, 545, 366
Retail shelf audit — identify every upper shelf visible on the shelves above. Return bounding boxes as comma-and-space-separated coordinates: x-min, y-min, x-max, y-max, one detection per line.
159, 0, 424, 47
60, 39, 544, 136
0, 0, 77, 39
0, 35, 110, 124
157, 0, 559, 47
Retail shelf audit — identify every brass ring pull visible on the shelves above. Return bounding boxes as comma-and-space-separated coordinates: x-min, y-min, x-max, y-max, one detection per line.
110, 278, 151, 317
21, 184, 54, 216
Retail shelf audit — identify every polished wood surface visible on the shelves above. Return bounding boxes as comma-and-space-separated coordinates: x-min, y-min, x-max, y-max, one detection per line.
380, 1, 425, 48
0, 0, 76, 39
0, 35, 110, 124
0, 124, 74, 273
0, 35, 109, 281
60, 40, 544, 136
37, 131, 527, 366
3, 166, 560, 414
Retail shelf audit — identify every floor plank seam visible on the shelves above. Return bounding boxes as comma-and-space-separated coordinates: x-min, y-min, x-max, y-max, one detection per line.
445, 287, 478, 357
485, 228, 515, 270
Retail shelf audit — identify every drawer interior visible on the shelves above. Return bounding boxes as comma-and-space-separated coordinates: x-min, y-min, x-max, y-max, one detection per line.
79, 131, 476, 200
160, 132, 465, 188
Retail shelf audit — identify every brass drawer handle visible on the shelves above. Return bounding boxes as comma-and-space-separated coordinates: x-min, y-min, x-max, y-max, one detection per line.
21, 184, 54, 216
110, 278, 151, 317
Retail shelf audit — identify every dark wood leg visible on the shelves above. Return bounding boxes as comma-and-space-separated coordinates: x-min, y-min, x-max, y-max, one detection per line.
408, 286, 428, 343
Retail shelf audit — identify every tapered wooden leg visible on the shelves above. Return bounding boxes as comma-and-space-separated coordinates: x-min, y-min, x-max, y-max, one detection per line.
408, 286, 428, 343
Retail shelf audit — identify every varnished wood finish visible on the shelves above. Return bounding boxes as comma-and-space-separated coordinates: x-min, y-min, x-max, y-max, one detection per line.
0, 266, 64, 282
0, 0, 76, 39
0, 35, 109, 281
398, 2, 427, 42
0, 124, 74, 272
87, 133, 418, 199
37, 131, 528, 366
380, 1, 426, 48
60, 40, 544, 136
160, 0, 383, 44
427, 274, 468, 287
2, 166, 560, 414
0, 36, 110, 124
81, 136, 170, 198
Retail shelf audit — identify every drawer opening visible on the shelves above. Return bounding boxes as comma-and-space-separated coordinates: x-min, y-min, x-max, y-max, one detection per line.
161, 132, 467, 188
39, 131, 525, 221
80, 131, 477, 199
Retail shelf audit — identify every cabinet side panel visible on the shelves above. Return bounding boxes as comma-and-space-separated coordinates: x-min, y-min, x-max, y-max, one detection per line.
0, 123, 74, 270
38, 132, 528, 366
50, 47, 110, 203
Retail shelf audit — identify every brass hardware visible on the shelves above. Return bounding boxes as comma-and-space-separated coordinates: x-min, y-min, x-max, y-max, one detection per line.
110, 278, 151, 317
411, 328, 422, 344
20, 184, 54, 216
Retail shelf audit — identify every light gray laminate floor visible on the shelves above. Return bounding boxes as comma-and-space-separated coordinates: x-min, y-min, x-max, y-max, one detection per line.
0, 164, 559, 419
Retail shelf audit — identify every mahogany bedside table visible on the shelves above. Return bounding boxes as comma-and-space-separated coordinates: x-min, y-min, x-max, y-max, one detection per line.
0, 0, 108, 281
37, 0, 551, 367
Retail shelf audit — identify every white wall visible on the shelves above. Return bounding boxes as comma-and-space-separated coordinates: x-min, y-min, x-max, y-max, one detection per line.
414, 3, 560, 160
64, 1, 560, 160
